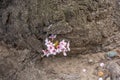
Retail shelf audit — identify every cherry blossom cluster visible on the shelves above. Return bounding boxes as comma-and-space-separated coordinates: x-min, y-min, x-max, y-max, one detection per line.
42, 35, 70, 57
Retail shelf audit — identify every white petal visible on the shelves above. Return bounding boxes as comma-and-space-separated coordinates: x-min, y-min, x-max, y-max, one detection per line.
63, 52, 67, 56
82, 69, 86, 72
98, 78, 103, 80
67, 41, 70, 51
53, 52, 57, 55
100, 63, 104, 67
46, 54, 50, 57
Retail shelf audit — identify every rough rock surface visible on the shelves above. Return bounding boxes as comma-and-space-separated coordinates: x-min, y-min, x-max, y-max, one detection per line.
106, 60, 120, 80
0, 0, 120, 80
0, 0, 120, 54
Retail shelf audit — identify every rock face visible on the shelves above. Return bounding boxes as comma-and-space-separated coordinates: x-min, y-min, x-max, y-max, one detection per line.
0, 0, 120, 54
106, 60, 120, 80
1, 1, 120, 80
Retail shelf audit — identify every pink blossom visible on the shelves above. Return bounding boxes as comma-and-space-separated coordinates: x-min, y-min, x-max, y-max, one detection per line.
42, 37, 70, 57
42, 50, 50, 57
60, 40, 67, 46
45, 38, 52, 46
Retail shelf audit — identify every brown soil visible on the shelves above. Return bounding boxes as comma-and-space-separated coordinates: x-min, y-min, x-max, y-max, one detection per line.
1, 45, 119, 80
